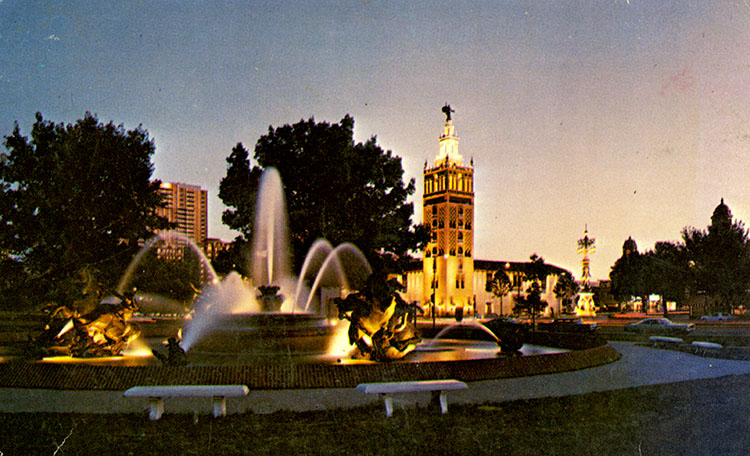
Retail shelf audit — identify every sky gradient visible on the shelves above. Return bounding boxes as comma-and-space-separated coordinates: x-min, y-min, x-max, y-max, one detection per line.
2, 1, 749, 280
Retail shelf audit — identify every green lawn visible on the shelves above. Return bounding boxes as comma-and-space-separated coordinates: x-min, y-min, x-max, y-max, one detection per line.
1, 374, 748, 455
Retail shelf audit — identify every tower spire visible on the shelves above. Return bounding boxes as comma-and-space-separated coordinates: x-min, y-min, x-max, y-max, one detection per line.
435, 104, 462, 165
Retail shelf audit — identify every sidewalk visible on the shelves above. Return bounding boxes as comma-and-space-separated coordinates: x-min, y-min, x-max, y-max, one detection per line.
2, 342, 750, 415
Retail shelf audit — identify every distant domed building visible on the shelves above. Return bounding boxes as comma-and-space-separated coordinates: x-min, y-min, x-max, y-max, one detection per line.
402, 106, 571, 318
622, 237, 638, 257
710, 198, 733, 228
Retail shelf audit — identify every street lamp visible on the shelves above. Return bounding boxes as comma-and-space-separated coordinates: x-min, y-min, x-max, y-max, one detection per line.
503, 262, 511, 317
431, 256, 437, 328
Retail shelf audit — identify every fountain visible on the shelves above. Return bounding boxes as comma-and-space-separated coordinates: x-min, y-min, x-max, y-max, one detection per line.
0, 166, 621, 396
172, 168, 375, 362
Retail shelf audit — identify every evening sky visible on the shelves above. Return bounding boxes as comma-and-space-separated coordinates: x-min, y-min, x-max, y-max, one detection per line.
1, 1, 749, 279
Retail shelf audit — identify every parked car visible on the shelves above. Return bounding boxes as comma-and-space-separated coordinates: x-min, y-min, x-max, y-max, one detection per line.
699, 313, 735, 322
538, 317, 599, 333
624, 318, 695, 334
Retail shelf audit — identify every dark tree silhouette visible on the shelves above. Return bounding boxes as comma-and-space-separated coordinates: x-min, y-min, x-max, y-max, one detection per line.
1, 112, 169, 308
218, 115, 429, 274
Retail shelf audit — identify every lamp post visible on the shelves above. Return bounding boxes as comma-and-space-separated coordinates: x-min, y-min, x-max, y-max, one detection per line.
503, 262, 511, 317
431, 256, 437, 328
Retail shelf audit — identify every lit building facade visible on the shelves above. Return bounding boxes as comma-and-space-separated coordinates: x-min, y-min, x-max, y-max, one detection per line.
156, 182, 208, 245
421, 105, 475, 316
403, 106, 571, 317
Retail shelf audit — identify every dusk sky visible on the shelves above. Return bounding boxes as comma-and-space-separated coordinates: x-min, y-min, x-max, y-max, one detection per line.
2, 1, 749, 280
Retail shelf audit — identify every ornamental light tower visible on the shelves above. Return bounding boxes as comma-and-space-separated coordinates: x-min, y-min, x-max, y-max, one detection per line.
422, 104, 475, 317
575, 225, 597, 316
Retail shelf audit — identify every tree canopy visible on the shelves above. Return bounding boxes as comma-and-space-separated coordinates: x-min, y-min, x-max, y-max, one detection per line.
513, 254, 549, 322
610, 200, 750, 314
0, 112, 169, 307
485, 268, 511, 315
553, 271, 579, 313
218, 115, 428, 274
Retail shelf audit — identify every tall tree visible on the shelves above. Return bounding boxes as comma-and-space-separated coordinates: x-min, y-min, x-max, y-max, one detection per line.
0, 112, 169, 307
553, 271, 579, 314
610, 237, 645, 310
485, 268, 511, 316
682, 200, 750, 313
513, 254, 549, 327
219, 115, 428, 274
640, 241, 687, 316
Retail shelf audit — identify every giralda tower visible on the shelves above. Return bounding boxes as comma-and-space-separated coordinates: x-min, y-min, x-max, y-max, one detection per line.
423, 105, 475, 316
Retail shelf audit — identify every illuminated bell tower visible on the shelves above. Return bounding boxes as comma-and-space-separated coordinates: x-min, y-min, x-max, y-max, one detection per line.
423, 104, 475, 316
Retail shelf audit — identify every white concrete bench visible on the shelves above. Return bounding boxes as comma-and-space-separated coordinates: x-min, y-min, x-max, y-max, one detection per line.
123, 385, 249, 420
649, 336, 683, 346
356, 380, 468, 417
692, 341, 723, 356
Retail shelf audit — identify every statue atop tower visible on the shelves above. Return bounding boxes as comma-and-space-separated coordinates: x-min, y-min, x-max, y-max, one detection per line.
442, 103, 454, 121
435, 104, 463, 166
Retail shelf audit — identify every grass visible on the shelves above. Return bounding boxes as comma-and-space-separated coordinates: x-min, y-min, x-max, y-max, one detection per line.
1, 374, 748, 455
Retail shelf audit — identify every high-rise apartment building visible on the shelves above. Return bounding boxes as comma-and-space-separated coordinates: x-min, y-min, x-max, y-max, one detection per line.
156, 182, 208, 244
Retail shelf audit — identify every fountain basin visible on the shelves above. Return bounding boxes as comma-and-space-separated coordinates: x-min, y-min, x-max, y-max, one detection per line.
0, 343, 621, 389
188, 312, 336, 359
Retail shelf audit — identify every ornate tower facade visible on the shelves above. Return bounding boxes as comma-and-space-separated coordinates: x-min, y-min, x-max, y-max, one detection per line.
422, 105, 475, 316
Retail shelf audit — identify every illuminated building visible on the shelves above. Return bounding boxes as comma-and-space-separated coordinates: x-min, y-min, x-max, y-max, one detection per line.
155, 182, 208, 261
421, 104, 475, 316
403, 106, 571, 317
156, 182, 208, 244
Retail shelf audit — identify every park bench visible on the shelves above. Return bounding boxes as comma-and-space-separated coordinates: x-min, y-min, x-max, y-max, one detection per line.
691, 340, 723, 356
123, 385, 249, 420
356, 379, 468, 417
648, 336, 683, 347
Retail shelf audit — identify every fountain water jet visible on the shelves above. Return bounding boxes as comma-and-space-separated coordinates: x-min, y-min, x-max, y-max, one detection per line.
116, 230, 219, 296
250, 167, 290, 288
427, 320, 500, 347
303, 243, 372, 312
181, 168, 358, 359
293, 239, 336, 313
